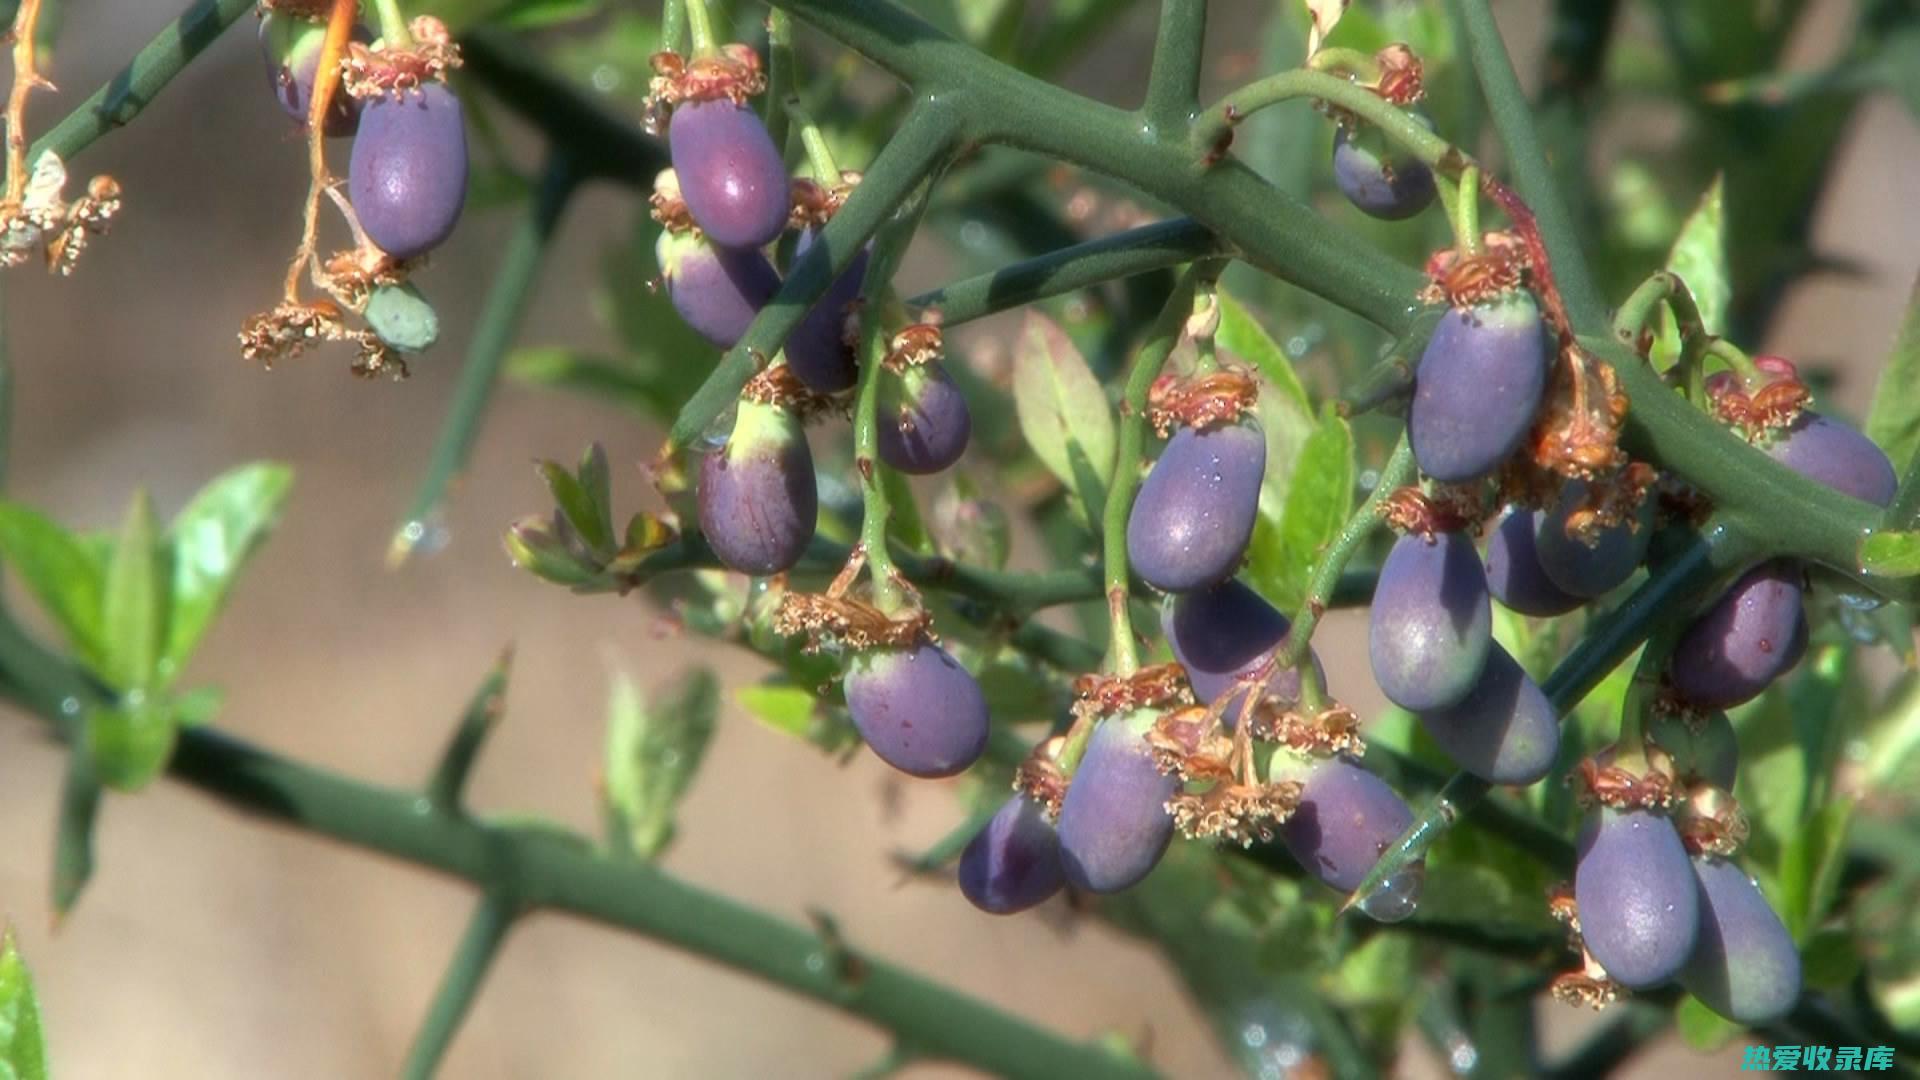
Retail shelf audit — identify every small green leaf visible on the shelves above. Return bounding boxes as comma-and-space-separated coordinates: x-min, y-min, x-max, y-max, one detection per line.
0, 502, 106, 669
166, 463, 292, 672
1776, 798, 1855, 940
102, 491, 165, 693
52, 751, 100, 920
85, 699, 176, 792
1675, 994, 1739, 1051
1866, 274, 1920, 478
1651, 175, 1729, 369
170, 685, 225, 728
930, 476, 1011, 571
1860, 530, 1920, 578
503, 514, 603, 587
0, 926, 49, 1080
1012, 312, 1116, 507
604, 667, 718, 859
736, 682, 859, 755
1246, 407, 1354, 612
1216, 292, 1311, 413
575, 444, 616, 556
538, 460, 613, 558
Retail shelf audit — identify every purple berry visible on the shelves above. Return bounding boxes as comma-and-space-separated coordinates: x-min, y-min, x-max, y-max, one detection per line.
1331, 120, 1436, 221
1417, 643, 1559, 785
1485, 507, 1583, 617
1767, 411, 1897, 507
349, 83, 469, 260
1126, 420, 1266, 593
1575, 808, 1700, 989
1680, 856, 1801, 1024
1056, 714, 1177, 893
1534, 481, 1652, 599
958, 796, 1065, 914
657, 229, 779, 349
1670, 561, 1805, 710
1410, 293, 1549, 483
1369, 531, 1493, 712
785, 228, 867, 393
844, 640, 989, 778
1161, 580, 1321, 723
668, 98, 790, 250
1279, 756, 1414, 894
259, 16, 369, 136
877, 362, 972, 474
697, 399, 817, 575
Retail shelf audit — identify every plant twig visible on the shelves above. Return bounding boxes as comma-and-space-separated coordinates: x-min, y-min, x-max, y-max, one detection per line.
1144, 0, 1206, 132
2, 0, 46, 211
402, 891, 520, 1080
425, 650, 512, 814
1283, 437, 1413, 668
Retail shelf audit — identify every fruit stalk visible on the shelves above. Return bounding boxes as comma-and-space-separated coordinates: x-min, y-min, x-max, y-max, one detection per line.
1192, 67, 1456, 177
1, 0, 44, 212
369, 0, 413, 46
284, 0, 359, 302
1443, 163, 1483, 255
783, 95, 841, 182
853, 308, 907, 612
1609, 269, 1705, 348
684, 0, 719, 56
1283, 436, 1414, 670
1101, 265, 1203, 675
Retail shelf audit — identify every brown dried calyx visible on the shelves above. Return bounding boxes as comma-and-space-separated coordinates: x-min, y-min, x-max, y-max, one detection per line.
1075, 664, 1192, 721
0, 155, 121, 276
648, 45, 765, 117
1708, 354, 1809, 441
773, 590, 934, 653
1373, 44, 1425, 106
1570, 748, 1682, 812
1379, 485, 1483, 539
321, 245, 409, 308
1014, 735, 1070, 818
742, 363, 839, 420
1531, 341, 1629, 479
649, 169, 697, 233
341, 17, 462, 100
238, 299, 405, 379
789, 173, 862, 230
1497, 460, 1654, 545
883, 324, 944, 372
1246, 701, 1367, 757
1147, 706, 1303, 846
1550, 947, 1623, 1011
1421, 231, 1532, 309
1145, 368, 1258, 437
1166, 780, 1302, 847
1674, 783, 1749, 858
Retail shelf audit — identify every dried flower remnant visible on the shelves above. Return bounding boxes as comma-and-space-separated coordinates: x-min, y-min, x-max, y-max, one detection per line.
339, 17, 464, 99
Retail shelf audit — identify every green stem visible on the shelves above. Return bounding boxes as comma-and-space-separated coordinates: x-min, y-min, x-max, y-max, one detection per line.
906, 218, 1224, 328
668, 104, 960, 450
785, 96, 842, 181
371, 0, 411, 45
764, 10, 795, 157
1449, 0, 1607, 331
0, 627, 1153, 1080
1101, 267, 1204, 675
391, 155, 578, 565
1447, 164, 1482, 254
853, 310, 904, 612
52, 747, 99, 919
684, 0, 718, 55
1283, 437, 1414, 667
1193, 68, 1458, 176
660, 0, 687, 56
26, 0, 254, 170
1143, 0, 1206, 131
424, 652, 511, 814
1609, 270, 1704, 349
402, 892, 520, 1080
1305, 47, 1380, 80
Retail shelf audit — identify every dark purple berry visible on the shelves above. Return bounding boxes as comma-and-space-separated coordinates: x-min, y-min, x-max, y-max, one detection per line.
1767, 411, 1897, 507
844, 639, 989, 778
1410, 293, 1549, 483
697, 399, 817, 575
1535, 481, 1653, 599
1669, 561, 1805, 710
1127, 420, 1266, 593
1279, 756, 1414, 894
1161, 580, 1321, 723
1680, 856, 1801, 1024
668, 98, 790, 250
1575, 808, 1700, 989
958, 796, 1065, 914
1369, 531, 1492, 712
785, 229, 867, 393
1485, 507, 1583, 617
259, 16, 369, 136
349, 83, 469, 260
1417, 643, 1559, 786
1056, 713, 1177, 893
877, 362, 971, 474
1331, 120, 1436, 221
657, 229, 779, 349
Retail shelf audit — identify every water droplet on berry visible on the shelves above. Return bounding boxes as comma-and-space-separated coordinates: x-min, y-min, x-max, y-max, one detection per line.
1355, 859, 1424, 923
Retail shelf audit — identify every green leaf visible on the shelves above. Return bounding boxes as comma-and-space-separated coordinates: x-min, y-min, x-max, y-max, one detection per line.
575, 444, 616, 557
170, 685, 224, 728
538, 460, 612, 558
1776, 798, 1854, 940
603, 667, 718, 859
930, 476, 1011, 571
1867, 274, 1920, 480
84, 699, 176, 792
507, 347, 666, 417
1651, 175, 1729, 369
1012, 312, 1116, 511
102, 491, 165, 693
0, 927, 48, 1080
0, 502, 106, 669
1216, 292, 1311, 412
736, 682, 859, 755
1246, 407, 1354, 611
166, 463, 292, 672
881, 468, 934, 555
1860, 530, 1920, 578
1676, 994, 1739, 1051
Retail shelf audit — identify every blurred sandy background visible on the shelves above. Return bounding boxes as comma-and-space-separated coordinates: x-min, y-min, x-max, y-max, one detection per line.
0, 2, 1912, 1078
